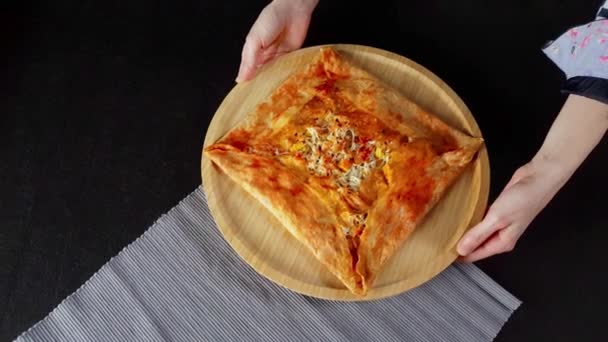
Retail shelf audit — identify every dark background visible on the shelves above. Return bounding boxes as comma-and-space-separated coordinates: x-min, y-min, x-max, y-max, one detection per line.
1, 1, 607, 341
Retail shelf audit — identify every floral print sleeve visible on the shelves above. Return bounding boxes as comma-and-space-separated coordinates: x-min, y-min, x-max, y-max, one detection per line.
542, 1, 608, 104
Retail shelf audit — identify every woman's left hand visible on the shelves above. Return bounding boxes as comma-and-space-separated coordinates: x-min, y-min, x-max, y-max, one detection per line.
456, 159, 565, 262
457, 94, 608, 262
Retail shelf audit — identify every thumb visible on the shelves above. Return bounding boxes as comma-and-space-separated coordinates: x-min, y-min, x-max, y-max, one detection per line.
458, 168, 529, 256
457, 212, 508, 256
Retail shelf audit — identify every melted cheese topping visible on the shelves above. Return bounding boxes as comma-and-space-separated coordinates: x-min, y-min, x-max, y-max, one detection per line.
290, 114, 390, 192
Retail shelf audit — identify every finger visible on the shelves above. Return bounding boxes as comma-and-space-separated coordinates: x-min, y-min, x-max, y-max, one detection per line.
460, 228, 516, 262
236, 35, 263, 83
259, 44, 291, 64
236, 5, 284, 82
457, 212, 508, 256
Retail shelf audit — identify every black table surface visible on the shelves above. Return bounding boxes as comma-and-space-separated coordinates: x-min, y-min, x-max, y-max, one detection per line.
2, 1, 607, 341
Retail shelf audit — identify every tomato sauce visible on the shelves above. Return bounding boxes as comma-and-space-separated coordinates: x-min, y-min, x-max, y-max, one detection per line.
250, 158, 261, 168
359, 146, 372, 161
315, 78, 336, 94
397, 176, 435, 221
226, 128, 252, 151
290, 186, 304, 197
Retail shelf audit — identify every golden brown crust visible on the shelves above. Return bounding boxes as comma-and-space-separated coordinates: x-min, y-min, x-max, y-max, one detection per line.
204, 47, 483, 296
205, 145, 364, 294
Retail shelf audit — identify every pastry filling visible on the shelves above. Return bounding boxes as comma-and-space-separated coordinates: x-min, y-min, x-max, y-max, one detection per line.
289, 113, 390, 192
288, 113, 388, 279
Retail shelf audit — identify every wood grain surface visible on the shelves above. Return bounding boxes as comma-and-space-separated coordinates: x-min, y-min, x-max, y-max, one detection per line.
201, 44, 490, 301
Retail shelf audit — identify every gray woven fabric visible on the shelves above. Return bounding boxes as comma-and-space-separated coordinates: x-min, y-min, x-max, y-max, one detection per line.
15, 187, 520, 342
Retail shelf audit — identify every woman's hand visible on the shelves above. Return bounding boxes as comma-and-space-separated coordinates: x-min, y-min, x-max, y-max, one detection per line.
457, 160, 564, 262
236, 0, 318, 83
457, 95, 608, 262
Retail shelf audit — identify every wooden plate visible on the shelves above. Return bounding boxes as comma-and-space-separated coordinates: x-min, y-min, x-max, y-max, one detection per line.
201, 44, 490, 301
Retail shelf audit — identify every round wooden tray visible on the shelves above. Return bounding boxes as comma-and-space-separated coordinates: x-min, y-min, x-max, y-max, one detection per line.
201, 44, 490, 301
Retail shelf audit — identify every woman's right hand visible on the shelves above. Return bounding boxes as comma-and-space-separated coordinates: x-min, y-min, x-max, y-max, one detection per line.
236, 0, 319, 83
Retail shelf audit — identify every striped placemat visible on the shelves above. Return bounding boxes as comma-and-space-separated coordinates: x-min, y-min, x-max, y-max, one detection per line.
14, 187, 520, 342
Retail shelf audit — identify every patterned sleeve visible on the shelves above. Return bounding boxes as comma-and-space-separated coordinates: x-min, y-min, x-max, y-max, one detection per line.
598, 1, 608, 20
542, 1, 608, 104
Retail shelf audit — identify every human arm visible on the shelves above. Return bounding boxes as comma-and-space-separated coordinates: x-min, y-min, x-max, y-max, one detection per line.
457, 94, 608, 262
